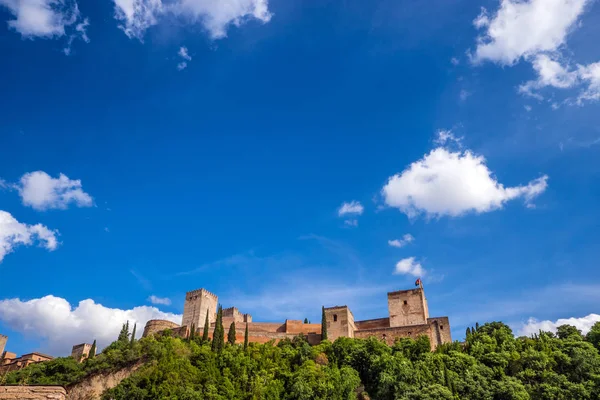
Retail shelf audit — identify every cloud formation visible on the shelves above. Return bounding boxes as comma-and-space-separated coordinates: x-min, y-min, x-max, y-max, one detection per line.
17, 171, 93, 211
0, 0, 88, 44
0, 295, 181, 354
381, 142, 548, 218
177, 46, 191, 70
393, 257, 424, 277
338, 201, 364, 216
112, 0, 272, 41
148, 295, 172, 306
471, 0, 599, 104
472, 0, 589, 65
388, 234, 414, 248
0, 210, 58, 262
517, 313, 600, 337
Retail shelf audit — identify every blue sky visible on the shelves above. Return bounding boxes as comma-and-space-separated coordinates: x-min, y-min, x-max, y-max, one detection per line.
1, 0, 600, 356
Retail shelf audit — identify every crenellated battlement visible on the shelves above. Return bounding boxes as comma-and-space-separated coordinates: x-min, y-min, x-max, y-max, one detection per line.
185, 288, 218, 301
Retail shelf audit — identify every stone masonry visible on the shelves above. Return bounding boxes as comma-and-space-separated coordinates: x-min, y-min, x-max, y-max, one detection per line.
0, 335, 6, 358
0, 386, 66, 400
143, 286, 451, 349
71, 343, 94, 363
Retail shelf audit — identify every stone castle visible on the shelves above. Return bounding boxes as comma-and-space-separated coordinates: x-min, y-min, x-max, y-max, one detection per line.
143, 285, 452, 349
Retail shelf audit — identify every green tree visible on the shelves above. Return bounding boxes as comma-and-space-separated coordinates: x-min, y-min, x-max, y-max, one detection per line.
202, 310, 210, 342
228, 322, 236, 345
321, 306, 328, 341
130, 323, 137, 346
88, 340, 96, 360
304, 318, 309, 324
117, 321, 129, 343
212, 305, 224, 352
244, 323, 249, 351
557, 324, 583, 340
586, 321, 600, 349
189, 323, 195, 341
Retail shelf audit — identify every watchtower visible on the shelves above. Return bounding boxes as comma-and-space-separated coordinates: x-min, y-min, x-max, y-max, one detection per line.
0, 334, 6, 358
387, 287, 429, 327
323, 306, 356, 340
182, 288, 218, 329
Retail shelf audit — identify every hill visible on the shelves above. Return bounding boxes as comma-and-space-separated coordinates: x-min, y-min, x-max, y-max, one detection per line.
3, 321, 600, 399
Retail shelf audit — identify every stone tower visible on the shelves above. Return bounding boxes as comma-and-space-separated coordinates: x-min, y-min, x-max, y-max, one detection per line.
388, 287, 429, 327
323, 306, 356, 341
182, 288, 218, 329
0, 334, 6, 358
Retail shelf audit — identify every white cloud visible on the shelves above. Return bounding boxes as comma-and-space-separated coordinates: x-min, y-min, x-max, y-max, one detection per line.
176, 46, 191, 70
63, 17, 89, 55
434, 129, 462, 146
517, 313, 600, 337
393, 257, 424, 277
0, 0, 85, 38
338, 201, 364, 216
344, 219, 358, 227
0, 210, 59, 262
577, 61, 600, 102
388, 234, 414, 248
472, 0, 590, 65
519, 54, 579, 98
112, 0, 272, 41
0, 295, 181, 354
451, 57, 460, 66
524, 105, 532, 112
381, 145, 548, 218
17, 171, 93, 211
148, 295, 172, 306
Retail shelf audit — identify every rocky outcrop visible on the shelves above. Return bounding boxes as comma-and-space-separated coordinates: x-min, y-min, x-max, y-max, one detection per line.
66, 361, 143, 400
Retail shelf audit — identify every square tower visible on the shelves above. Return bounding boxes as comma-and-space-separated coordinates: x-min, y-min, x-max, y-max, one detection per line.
323, 306, 356, 341
71, 343, 93, 362
0, 334, 6, 358
182, 288, 218, 329
388, 288, 429, 327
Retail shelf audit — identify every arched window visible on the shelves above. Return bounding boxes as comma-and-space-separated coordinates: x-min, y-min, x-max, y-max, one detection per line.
333, 314, 338, 322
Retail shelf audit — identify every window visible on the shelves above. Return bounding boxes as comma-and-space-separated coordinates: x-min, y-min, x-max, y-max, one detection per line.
333, 314, 338, 322
408, 332, 412, 336
440, 325, 444, 330
403, 300, 407, 305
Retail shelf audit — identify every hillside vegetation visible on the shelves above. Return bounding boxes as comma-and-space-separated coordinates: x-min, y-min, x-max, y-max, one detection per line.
3, 321, 600, 400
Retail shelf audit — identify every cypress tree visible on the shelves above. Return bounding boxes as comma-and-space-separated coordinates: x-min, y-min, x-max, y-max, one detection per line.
88, 340, 96, 360
130, 323, 137, 346
475, 322, 480, 332
466, 327, 471, 337
118, 322, 129, 342
321, 306, 328, 341
228, 322, 236, 345
244, 323, 249, 351
190, 323, 195, 341
304, 318, 309, 324
202, 310, 210, 342
212, 305, 224, 352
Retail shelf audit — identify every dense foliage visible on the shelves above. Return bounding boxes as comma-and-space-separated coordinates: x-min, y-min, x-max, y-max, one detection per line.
3, 321, 600, 400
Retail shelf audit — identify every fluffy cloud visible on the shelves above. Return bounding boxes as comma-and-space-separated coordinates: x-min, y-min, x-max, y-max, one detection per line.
517, 313, 600, 337
472, 0, 590, 65
393, 257, 424, 277
112, 0, 272, 41
0, 295, 181, 354
338, 201, 364, 216
0, 210, 58, 262
0, 0, 88, 41
388, 234, 414, 248
148, 295, 172, 306
381, 144, 548, 218
17, 171, 93, 211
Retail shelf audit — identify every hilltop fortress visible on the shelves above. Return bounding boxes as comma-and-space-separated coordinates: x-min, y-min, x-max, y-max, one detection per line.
143, 286, 451, 349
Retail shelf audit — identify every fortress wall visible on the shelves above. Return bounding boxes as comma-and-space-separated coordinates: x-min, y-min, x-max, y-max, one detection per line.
354, 318, 390, 330
427, 317, 452, 347
0, 386, 66, 400
142, 320, 180, 338
388, 288, 428, 328
284, 321, 321, 335
354, 323, 432, 346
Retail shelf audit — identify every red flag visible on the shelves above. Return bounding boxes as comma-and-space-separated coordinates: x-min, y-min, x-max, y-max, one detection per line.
415, 278, 421, 287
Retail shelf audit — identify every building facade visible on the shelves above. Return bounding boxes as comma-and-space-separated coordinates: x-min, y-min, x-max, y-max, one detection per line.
71, 343, 95, 362
0, 352, 53, 374
143, 286, 451, 349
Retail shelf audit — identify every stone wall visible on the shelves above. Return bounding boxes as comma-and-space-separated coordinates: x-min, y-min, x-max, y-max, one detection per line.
66, 361, 144, 400
354, 318, 390, 330
0, 335, 6, 358
354, 323, 433, 346
387, 288, 429, 327
0, 386, 66, 400
142, 320, 180, 338
70, 344, 92, 363
427, 317, 452, 348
